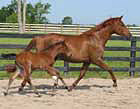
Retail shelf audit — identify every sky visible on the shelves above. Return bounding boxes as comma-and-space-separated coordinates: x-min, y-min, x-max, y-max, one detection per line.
0, 0, 140, 25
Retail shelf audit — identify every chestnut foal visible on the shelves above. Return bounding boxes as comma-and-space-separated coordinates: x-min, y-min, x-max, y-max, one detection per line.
4, 41, 69, 96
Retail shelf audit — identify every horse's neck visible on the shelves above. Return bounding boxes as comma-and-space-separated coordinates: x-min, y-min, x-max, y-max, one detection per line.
80, 27, 97, 36
95, 26, 113, 47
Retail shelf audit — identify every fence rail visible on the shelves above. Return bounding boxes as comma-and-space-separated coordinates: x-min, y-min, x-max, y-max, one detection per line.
0, 23, 140, 36
0, 33, 140, 77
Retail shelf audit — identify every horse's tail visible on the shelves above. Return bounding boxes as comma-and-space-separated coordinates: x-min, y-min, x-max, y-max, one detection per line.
24, 38, 36, 51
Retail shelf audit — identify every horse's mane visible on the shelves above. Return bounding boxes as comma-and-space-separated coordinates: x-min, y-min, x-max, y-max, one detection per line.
81, 17, 121, 36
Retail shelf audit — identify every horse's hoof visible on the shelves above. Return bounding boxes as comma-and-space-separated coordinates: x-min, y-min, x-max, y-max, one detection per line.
34, 94, 42, 97
64, 86, 69, 90
3, 92, 8, 96
113, 84, 117, 87
35, 92, 41, 97
67, 86, 73, 92
53, 84, 59, 89
53, 83, 58, 87
18, 87, 23, 92
37, 94, 42, 97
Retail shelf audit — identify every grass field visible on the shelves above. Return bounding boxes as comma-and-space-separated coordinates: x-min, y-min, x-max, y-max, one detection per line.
0, 37, 140, 79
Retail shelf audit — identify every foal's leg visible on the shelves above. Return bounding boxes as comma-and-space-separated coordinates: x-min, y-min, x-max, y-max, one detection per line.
44, 66, 68, 89
18, 79, 26, 92
4, 71, 19, 96
23, 65, 41, 97
92, 58, 117, 87
68, 62, 90, 91
49, 64, 59, 88
18, 76, 32, 92
17, 65, 32, 92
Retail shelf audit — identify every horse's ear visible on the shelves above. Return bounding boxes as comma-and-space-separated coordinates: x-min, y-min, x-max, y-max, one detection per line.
120, 16, 123, 19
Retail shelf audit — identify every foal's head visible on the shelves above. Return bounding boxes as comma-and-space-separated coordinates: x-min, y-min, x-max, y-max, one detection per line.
111, 16, 132, 39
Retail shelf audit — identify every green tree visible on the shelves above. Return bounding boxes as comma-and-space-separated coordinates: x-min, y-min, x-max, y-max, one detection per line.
6, 13, 17, 23
0, 0, 17, 23
0, 7, 8, 22
26, 3, 35, 23
62, 16, 73, 24
34, 2, 51, 23
0, 0, 51, 24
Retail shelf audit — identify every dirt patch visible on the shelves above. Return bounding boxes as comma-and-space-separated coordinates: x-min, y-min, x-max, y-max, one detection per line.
0, 78, 140, 109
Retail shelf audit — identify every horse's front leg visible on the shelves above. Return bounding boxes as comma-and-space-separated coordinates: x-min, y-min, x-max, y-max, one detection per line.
49, 64, 59, 88
92, 58, 117, 87
68, 62, 90, 91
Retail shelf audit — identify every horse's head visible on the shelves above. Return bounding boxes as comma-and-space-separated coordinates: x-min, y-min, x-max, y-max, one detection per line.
113, 16, 132, 40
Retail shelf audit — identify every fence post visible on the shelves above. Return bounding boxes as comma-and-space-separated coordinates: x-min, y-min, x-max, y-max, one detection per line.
129, 37, 136, 77
77, 24, 80, 34
64, 61, 69, 76
61, 24, 63, 34
45, 24, 47, 33
12, 23, 15, 32
28, 24, 31, 32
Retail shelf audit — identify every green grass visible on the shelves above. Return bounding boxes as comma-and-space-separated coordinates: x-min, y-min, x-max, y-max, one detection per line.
0, 38, 140, 79
0, 38, 31, 44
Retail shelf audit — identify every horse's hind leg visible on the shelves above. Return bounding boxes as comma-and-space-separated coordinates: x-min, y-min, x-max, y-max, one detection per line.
23, 64, 41, 97
92, 58, 117, 87
18, 79, 26, 92
18, 77, 32, 92
18, 70, 33, 93
4, 71, 19, 96
68, 62, 90, 91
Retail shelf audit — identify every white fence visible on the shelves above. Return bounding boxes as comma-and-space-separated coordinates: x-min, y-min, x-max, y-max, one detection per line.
0, 23, 140, 36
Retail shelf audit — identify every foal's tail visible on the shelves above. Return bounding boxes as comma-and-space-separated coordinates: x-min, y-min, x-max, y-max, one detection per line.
24, 38, 36, 51
5, 63, 17, 73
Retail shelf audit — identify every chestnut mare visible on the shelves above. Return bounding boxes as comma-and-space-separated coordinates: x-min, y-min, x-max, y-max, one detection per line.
4, 41, 69, 96
24, 16, 132, 91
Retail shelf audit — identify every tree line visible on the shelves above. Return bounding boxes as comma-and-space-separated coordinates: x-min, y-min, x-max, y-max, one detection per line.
0, 0, 51, 24
0, 0, 73, 33
0, 0, 73, 24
